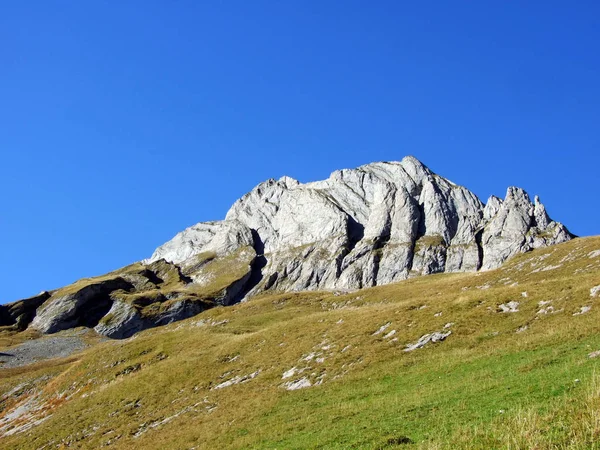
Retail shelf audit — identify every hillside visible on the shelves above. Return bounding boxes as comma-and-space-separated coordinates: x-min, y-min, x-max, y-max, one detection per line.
1, 236, 599, 449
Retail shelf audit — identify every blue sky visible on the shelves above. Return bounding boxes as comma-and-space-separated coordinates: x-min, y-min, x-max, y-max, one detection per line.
1, 1, 599, 303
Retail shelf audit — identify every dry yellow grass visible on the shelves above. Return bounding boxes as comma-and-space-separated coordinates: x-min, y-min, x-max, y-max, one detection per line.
0, 236, 599, 449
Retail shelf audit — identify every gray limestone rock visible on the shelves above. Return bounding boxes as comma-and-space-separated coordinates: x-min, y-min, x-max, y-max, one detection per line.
93, 299, 145, 339
147, 156, 572, 294
145, 219, 254, 264
404, 330, 452, 352
483, 196, 503, 220
31, 278, 134, 334
93, 295, 213, 339
480, 188, 571, 270
145, 222, 221, 265
11, 156, 572, 340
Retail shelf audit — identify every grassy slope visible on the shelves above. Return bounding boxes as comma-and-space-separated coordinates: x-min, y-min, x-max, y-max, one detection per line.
1, 237, 600, 449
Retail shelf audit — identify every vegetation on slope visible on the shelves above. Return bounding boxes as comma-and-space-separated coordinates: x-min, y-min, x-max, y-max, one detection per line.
0, 237, 599, 449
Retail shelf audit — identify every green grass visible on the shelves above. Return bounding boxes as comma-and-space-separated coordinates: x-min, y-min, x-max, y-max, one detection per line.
1, 237, 600, 449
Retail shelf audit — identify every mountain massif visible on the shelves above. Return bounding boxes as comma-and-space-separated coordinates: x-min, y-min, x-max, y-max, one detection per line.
3, 157, 600, 450
1, 157, 572, 339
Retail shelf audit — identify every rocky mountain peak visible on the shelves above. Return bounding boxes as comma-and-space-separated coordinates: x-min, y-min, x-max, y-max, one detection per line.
1, 157, 572, 339
147, 156, 571, 291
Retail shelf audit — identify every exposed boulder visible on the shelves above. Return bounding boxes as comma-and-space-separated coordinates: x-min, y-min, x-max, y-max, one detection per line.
404, 330, 452, 352
93, 299, 145, 339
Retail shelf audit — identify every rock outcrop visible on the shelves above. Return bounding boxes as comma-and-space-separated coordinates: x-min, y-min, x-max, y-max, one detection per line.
3, 156, 572, 339
30, 278, 134, 334
0, 291, 51, 330
147, 156, 572, 294
7, 249, 255, 339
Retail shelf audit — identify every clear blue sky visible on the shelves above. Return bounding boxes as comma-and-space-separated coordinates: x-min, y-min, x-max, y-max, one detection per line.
1, 1, 599, 303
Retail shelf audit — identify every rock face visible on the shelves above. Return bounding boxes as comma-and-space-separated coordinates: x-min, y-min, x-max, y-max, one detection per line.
147, 156, 572, 294
31, 278, 134, 334
0, 291, 51, 330
15, 250, 255, 339
5, 156, 572, 339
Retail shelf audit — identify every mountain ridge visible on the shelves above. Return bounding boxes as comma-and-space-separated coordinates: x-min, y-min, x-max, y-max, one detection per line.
147, 156, 571, 291
0, 156, 572, 339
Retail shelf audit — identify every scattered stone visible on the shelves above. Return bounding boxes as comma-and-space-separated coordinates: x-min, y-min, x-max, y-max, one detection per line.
383, 330, 397, 339
0, 334, 88, 369
588, 250, 600, 259
0, 389, 58, 437
315, 374, 326, 386
0, 157, 572, 342
283, 377, 312, 391
542, 265, 562, 272
302, 352, 317, 361
521, 292, 528, 298
282, 367, 297, 379
590, 286, 600, 298
498, 301, 520, 313
372, 322, 391, 336
404, 331, 451, 352
516, 325, 528, 333
443, 322, 454, 329
573, 306, 591, 316
132, 401, 208, 438
434, 312, 442, 317
116, 364, 141, 377
212, 370, 260, 390
588, 350, 600, 359
193, 318, 230, 328
538, 305, 556, 315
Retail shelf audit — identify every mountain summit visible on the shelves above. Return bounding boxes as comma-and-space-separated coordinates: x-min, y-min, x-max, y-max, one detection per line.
1, 157, 571, 339
147, 156, 571, 292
